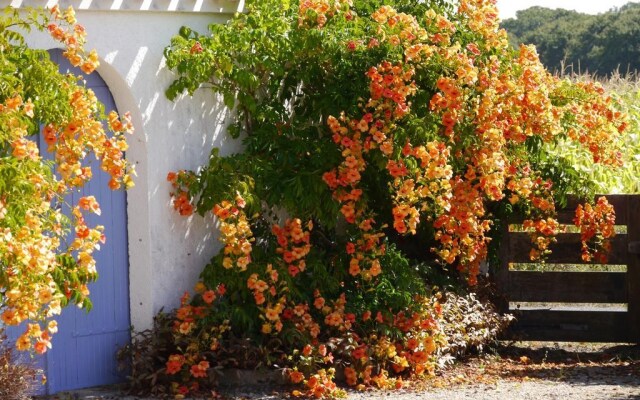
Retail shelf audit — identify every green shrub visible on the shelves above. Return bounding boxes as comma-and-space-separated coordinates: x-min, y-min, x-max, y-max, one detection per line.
126, 0, 627, 397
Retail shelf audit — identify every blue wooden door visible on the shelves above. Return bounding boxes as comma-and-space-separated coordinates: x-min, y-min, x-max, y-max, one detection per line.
4, 49, 131, 394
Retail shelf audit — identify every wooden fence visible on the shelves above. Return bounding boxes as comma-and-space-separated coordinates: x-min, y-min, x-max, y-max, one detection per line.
494, 194, 640, 343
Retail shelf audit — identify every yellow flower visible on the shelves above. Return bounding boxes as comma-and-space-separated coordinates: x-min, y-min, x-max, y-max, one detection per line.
265, 307, 280, 321
48, 320, 58, 334
38, 289, 53, 304
16, 334, 31, 351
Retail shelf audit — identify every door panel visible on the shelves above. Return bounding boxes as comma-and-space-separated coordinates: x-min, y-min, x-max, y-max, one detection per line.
45, 49, 131, 394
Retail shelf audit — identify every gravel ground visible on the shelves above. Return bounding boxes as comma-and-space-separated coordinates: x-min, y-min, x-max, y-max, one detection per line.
45, 343, 640, 400
51, 372, 640, 400
220, 342, 640, 400
46, 380, 640, 400
354, 379, 640, 400
217, 380, 640, 400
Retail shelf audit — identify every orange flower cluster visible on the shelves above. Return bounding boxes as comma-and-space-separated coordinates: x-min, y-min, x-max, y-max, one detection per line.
298, 0, 352, 28
324, 113, 387, 280
37, 6, 136, 197
0, 105, 61, 351
1, 19, 134, 351
213, 196, 253, 271
362, 61, 453, 250
320, 293, 350, 330
391, 141, 453, 236
247, 261, 321, 338
248, 263, 289, 334
354, 34, 491, 282
102, 110, 135, 189
47, 90, 133, 191
0, 191, 62, 328
12, 323, 55, 354
371, 5, 449, 53
163, 288, 230, 396
69, 199, 105, 283
326, 8, 480, 284
272, 218, 312, 277
173, 292, 206, 335
509, 174, 562, 261
287, 345, 342, 397
167, 170, 195, 216
432, 179, 488, 283
522, 217, 562, 261
335, 296, 443, 389
292, 367, 341, 399
166, 354, 186, 375
344, 228, 386, 280
189, 360, 210, 378
324, 61, 421, 280
7, 99, 39, 162
324, 63, 418, 211
193, 280, 226, 308
457, 0, 504, 50
47, 5, 100, 74
365, 62, 417, 130
287, 299, 442, 392
574, 196, 616, 263
284, 300, 321, 339
430, 77, 465, 140
324, 113, 366, 221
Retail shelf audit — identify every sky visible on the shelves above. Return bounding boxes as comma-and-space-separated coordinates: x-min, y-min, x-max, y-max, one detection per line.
496, 0, 637, 20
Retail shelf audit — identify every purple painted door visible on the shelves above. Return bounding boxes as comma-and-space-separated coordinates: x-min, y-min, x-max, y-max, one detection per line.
6, 49, 131, 394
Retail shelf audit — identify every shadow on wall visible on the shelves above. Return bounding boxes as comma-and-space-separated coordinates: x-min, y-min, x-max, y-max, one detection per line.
72, 40, 235, 318
147, 46, 242, 311
162, 89, 239, 297
98, 35, 238, 305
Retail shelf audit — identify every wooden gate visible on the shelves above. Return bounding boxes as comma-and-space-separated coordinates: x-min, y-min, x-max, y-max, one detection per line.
495, 194, 640, 343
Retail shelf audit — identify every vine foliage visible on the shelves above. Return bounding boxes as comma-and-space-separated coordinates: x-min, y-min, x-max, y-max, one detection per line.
0, 6, 134, 353
157, 0, 625, 397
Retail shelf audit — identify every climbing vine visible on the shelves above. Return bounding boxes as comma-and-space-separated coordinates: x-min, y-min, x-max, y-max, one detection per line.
156, 0, 625, 397
0, 6, 134, 353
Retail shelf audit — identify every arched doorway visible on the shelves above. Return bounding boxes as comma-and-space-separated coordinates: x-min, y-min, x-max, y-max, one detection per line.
43, 49, 131, 394
5, 49, 131, 394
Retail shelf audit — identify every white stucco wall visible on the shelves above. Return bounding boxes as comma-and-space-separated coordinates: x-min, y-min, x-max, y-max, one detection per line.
18, 0, 243, 331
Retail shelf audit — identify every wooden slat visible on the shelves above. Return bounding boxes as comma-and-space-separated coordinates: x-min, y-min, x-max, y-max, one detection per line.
502, 310, 631, 342
507, 232, 628, 264
495, 221, 511, 313
507, 271, 627, 303
627, 196, 640, 342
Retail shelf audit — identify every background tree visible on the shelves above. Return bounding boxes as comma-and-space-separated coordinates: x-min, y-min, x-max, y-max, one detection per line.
502, 2, 640, 76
